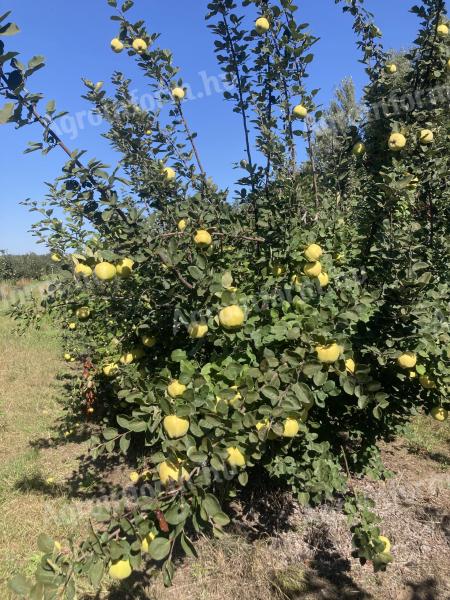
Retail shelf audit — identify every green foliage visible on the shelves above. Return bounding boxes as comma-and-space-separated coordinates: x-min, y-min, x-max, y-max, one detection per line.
1, 0, 449, 596
0, 250, 58, 282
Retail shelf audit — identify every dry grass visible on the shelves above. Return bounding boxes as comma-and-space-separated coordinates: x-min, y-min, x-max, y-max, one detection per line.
0, 315, 90, 597
0, 280, 49, 309
1, 313, 449, 600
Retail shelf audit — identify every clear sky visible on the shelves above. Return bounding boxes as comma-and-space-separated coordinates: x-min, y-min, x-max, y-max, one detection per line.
1, 0, 424, 254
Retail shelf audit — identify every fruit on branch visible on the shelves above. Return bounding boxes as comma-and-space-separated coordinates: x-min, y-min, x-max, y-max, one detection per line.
167, 380, 187, 398
304, 244, 323, 262
419, 375, 436, 389
94, 262, 117, 281
218, 305, 245, 330
303, 261, 322, 277
109, 559, 132, 580
163, 415, 190, 438
75, 263, 93, 278
68, 322, 76, 330
158, 460, 190, 485
177, 219, 187, 232
140, 532, 156, 553
172, 87, 186, 101
76, 306, 90, 320
396, 352, 417, 369
188, 322, 208, 338
163, 166, 176, 181
255, 17, 270, 34
132, 38, 148, 53
226, 447, 246, 467
345, 358, 356, 374
293, 104, 308, 119
378, 536, 391, 554
116, 258, 134, 278
141, 335, 157, 348
272, 263, 285, 277
419, 129, 434, 144
317, 272, 329, 287
103, 363, 118, 377
51, 253, 61, 262
129, 471, 140, 483
316, 343, 341, 364
352, 142, 366, 156
256, 419, 269, 431
120, 347, 144, 365
437, 23, 449, 37
384, 63, 397, 74
194, 229, 212, 247
111, 38, 124, 53
388, 133, 406, 151
282, 418, 300, 438
431, 407, 448, 421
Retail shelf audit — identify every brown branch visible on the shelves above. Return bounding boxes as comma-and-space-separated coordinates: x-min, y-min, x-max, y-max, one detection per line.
155, 253, 194, 290
175, 101, 205, 178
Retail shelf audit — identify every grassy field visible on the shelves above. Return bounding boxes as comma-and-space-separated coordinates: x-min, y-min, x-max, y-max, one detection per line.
0, 313, 449, 599
0, 315, 90, 597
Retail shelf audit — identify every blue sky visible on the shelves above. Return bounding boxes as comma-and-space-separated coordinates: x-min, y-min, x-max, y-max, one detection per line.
1, 0, 423, 253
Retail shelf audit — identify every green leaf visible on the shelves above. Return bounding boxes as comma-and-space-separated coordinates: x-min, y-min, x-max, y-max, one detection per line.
238, 471, 248, 486
221, 271, 233, 288
186, 447, 208, 463
261, 385, 279, 402
162, 559, 174, 587
8, 574, 32, 597
27, 55, 45, 70
46, 100, 56, 114
180, 533, 197, 558
149, 537, 171, 561
171, 349, 187, 362
119, 434, 131, 453
0, 21, 20, 36
88, 560, 104, 588
202, 493, 222, 517
212, 512, 230, 526
0, 102, 14, 124
164, 504, 190, 525
0, 11, 12, 24
188, 266, 203, 280
116, 414, 147, 432
121, 0, 134, 12
103, 427, 118, 440
302, 361, 322, 377
37, 533, 55, 553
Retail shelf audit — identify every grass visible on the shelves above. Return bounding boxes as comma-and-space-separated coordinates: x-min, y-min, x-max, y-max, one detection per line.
0, 315, 88, 596
403, 411, 450, 468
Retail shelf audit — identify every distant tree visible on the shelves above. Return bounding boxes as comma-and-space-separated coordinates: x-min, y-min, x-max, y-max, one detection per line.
0, 251, 57, 281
